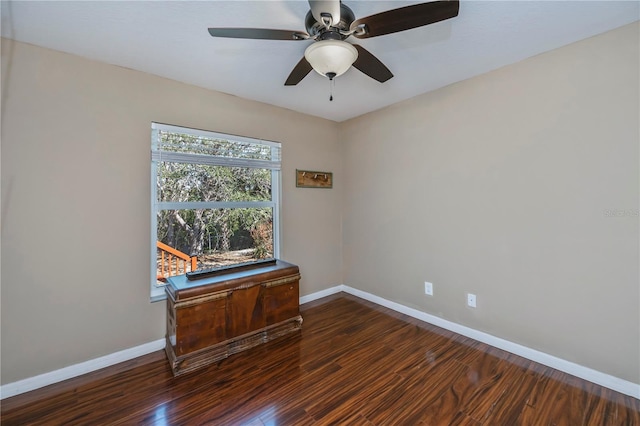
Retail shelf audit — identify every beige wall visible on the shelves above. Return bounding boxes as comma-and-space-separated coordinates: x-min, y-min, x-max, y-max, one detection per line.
0, 39, 343, 384
2, 21, 639, 387
340, 22, 639, 383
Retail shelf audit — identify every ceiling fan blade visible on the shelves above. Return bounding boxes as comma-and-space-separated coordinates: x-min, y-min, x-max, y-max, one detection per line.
350, 0, 459, 39
308, 0, 341, 26
351, 45, 393, 83
285, 56, 314, 86
208, 28, 309, 40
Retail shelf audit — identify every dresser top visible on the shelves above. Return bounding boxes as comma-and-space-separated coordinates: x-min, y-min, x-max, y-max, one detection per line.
165, 259, 299, 301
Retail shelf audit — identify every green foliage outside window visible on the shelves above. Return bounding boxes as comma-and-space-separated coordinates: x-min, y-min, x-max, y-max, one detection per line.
154, 129, 277, 271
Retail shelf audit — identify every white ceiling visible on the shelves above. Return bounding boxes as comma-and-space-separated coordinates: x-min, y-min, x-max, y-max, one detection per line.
1, 1, 638, 122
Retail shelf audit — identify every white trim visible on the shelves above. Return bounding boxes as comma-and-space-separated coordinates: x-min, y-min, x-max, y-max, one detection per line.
151, 122, 281, 149
150, 151, 281, 170
272, 166, 281, 260
340, 285, 640, 399
150, 286, 167, 302
0, 339, 165, 400
150, 138, 159, 302
299, 285, 344, 305
156, 201, 276, 211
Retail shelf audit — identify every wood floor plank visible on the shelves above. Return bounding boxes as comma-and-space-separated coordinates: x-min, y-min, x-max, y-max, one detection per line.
443, 347, 516, 423
305, 345, 396, 420
363, 356, 471, 424
480, 366, 539, 425
2, 293, 638, 425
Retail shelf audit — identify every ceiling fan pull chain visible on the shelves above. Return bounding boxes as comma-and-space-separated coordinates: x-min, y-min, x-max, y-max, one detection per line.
329, 76, 335, 101
330, 78, 334, 101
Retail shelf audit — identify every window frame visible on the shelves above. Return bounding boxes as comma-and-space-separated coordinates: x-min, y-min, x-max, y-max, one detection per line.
150, 122, 281, 301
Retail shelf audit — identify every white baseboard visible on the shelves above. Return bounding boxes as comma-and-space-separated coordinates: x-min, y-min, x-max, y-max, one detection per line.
299, 285, 344, 304
3, 286, 638, 400
340, 285, 640, 400
0, 339, 165, 400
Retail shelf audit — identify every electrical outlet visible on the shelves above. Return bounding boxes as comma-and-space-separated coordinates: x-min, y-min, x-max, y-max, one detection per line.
467, 293, 477, 308
424, 281, 433, 296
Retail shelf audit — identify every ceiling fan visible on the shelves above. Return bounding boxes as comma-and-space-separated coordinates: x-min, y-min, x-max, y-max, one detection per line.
208, 0, 459, 86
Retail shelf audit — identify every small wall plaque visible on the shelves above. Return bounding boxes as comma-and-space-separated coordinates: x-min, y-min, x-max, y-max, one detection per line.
296, 169, 333, 188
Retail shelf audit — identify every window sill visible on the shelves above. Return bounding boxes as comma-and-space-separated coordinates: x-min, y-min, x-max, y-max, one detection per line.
150, 287, 167, 303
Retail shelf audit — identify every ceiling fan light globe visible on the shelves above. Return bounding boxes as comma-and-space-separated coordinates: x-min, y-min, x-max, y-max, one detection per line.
304, 40, 358, 78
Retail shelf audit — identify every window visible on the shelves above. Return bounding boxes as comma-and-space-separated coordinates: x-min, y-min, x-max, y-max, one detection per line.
150, 123, 281, 300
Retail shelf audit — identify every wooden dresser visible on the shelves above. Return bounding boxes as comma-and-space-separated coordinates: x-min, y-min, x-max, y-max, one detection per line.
164, 260, 302, 376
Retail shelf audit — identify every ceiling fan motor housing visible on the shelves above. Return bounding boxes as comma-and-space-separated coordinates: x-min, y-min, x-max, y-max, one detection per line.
305, 3, 356, 39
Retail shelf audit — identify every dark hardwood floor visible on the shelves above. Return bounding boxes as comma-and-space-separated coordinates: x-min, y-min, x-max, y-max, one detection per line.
2, 293, 639, 425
